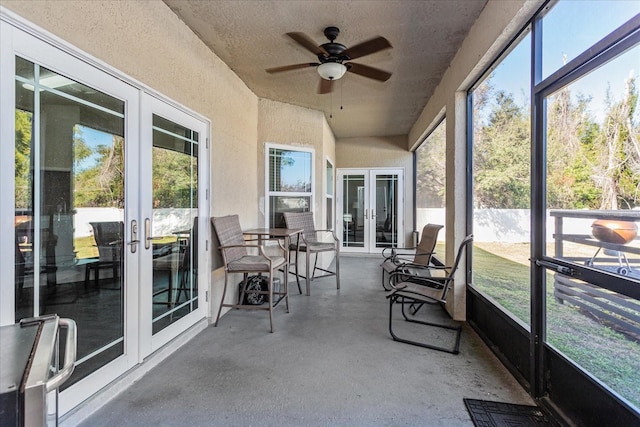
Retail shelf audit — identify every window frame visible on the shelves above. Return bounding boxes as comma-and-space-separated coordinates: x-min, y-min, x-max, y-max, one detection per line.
325, 156, 335, 231
264, 142, 315, 228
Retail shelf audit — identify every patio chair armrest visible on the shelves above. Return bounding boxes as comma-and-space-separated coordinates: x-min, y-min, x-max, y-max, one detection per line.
385, 283, 441, 303
388, 272, 448, 293
383, 247, 427, 262
381, 247, 396, 259
313, 229, 340, 243
259, 239, 287, 257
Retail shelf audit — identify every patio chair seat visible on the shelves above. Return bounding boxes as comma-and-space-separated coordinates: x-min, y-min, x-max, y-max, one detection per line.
293, 241, 335, 252
228, 255, 285, 272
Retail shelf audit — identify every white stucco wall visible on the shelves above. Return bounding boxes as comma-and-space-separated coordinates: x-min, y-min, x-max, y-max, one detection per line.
257, 98, 337, 270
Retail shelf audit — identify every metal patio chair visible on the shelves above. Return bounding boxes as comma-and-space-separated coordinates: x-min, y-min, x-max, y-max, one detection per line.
380, 223, 443, 290
386, 234, 473, 354
86, 221, 124, 290
283, 211, 340, 296
212, 215, 289, 333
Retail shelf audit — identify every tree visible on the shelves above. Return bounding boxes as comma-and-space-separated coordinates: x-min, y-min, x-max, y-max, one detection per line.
152, 147, 197, 208
473, 90, 530, 209
73, 135, 125, 208
595, 77, 640, 209
15, 110, 32, 210
546, 88, 602, 209
416, 120, 446, 208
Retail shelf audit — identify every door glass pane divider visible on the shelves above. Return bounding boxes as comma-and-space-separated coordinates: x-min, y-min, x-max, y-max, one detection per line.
74, 337, 124, 366
15, 75, 125, 119
152, 124, 198, 144
31, 63, 42, 316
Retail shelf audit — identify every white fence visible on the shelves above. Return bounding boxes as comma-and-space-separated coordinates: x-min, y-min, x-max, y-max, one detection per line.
417, 208, 602, 243
74, 208, 196, 238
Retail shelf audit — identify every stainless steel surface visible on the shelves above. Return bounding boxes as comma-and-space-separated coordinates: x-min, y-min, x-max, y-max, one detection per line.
0, 322, 39, 426
1, 315, 77, 427
45, 319, 76, 393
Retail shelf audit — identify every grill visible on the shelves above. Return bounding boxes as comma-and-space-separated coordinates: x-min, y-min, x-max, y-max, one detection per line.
587, 220, 638, 275
0, 315, 76, 427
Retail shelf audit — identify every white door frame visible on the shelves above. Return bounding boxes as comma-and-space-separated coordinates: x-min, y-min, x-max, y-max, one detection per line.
1, 21, 141, 414
140, 93, 209, 357
0, 15, 211, 415
336, 168, 404, 253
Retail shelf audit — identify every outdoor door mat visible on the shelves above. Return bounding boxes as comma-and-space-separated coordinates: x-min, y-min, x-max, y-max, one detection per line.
464, 398, 554, 427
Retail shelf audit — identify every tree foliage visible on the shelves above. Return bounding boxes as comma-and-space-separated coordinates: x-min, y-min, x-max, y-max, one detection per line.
473, 74, 640, 210
416, 120, 446, 208
73, 135, 125, 208
15, 110, 32, 210
474, 88, 531, 208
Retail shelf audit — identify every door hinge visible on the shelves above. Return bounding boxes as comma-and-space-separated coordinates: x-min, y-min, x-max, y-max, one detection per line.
205, 291, 209, 302
206, 137, 209, 149
206, 240, 209, 251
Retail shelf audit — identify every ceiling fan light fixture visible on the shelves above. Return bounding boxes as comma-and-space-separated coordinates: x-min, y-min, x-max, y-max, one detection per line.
317, 62, 347, 80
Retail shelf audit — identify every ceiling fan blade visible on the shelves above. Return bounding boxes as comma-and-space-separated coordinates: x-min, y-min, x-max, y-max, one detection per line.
287, 32, 329, 57
266, 63, 319, 73
318, 78, 334, 94
342, 36, 392, 60
346, 62, 392, 82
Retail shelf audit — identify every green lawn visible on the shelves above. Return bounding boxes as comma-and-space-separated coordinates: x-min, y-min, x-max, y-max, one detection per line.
472, 245, 640, 409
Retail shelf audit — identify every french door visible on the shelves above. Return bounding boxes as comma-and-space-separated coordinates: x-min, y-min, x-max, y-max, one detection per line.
140, 94, 207, 355
1, 21, 208, 415
337, 168, 404, 253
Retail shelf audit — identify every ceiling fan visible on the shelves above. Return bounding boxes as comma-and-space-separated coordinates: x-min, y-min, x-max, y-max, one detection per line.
266, 26, 392, 94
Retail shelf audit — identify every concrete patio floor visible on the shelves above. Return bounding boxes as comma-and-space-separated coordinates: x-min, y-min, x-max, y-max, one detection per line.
78, 255, 533, 426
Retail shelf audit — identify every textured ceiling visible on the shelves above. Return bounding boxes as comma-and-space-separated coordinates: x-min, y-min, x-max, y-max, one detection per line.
163, 0, 488, 139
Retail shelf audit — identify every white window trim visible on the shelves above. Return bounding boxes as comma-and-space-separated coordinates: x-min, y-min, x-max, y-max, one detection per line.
325, 156, 335, 231
264, 142, 315, 228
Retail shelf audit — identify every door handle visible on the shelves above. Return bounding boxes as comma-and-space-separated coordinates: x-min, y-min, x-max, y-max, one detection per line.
144, 217, 166, 248
129, 220, 138, 253
364, 209, 368, 220
145, 218, 151, 249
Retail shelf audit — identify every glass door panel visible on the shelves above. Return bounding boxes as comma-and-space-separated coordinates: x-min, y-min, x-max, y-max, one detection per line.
14, 57, 127, 389
341, 173, 367, 250
141, 94, 207, 355
543, 44, 640, 409
151, 114, 199, 335
374, 174, 399, 249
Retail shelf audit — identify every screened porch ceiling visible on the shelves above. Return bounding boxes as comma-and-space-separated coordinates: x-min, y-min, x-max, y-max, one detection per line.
162, 0, 488, 139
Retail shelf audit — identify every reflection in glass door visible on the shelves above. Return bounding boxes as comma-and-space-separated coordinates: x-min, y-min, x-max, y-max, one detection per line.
337, 169, 403, 253
150, 114, 199, 335
13, 56, 132, 390
140, 95, 207, 355
340, 172, 366, 249
374, 174, 400, 249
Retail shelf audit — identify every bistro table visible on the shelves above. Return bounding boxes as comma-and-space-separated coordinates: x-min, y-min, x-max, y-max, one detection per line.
242, 228, 303, 294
